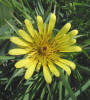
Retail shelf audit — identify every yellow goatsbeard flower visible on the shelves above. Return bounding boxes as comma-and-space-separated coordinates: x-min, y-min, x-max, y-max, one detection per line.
8, 13, 82, 84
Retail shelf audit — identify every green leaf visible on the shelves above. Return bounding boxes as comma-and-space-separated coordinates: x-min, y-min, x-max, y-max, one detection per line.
0, 36, 11, 40
40, 87, 46, 100
82, 50, 90, 59
30, 78, 44, 100
68, 80, 90, 100
74, 35, 85, 38
62, 74, 77, 100
5, 69, 24, 90
83, 39, 90, 44
75, 80, 90, 97
0, 56, 15, 60
78, 64, 90, 74
0, 2, 13, 21
46, 84, 53, 100
23, 93, 29, 100
44, 3, 52, 21
37, 1, 44, 16
73, 2, 90, 7
58, 81, 62, 100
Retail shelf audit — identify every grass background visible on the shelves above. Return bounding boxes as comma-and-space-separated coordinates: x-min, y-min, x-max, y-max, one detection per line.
0, 0, 90, 100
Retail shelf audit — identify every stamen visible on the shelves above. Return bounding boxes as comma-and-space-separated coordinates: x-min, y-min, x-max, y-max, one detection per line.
43, 46, 47, 51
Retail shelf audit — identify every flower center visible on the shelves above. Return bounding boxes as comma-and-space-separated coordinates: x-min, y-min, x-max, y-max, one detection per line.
43, 46, 47, 51
34, 35, 55, 58
38, 46, 47, 55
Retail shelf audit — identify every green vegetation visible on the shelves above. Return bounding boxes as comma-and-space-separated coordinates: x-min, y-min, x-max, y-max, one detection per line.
0, 0, 90, 100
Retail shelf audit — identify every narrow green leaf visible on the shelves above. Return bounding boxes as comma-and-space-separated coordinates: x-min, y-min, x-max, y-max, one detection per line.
5, 69, 24, 90
12, 14, 23, 25
31, 78, 44, 100
78, 64, 90, 74
0, 36, 11, 40
68, 80, 90, 100
40, 87, 46, 100
58, 81, 62, 100
83, 39, 90, 44
23, 93, 29, 100
5, 19, 18, 34
44, 3, 52, 21
47, 93, 50, 100
73, 2, 90, 7
0, 2, 13, 21
63, 74, 77, 100
46, 84, 53, 100
37, 1, 44, 15
82, 50, 90, 59
65, 88, 68, 97
75, 80, 90, 97
0, 56, 15, 60
74, 35, 85, 38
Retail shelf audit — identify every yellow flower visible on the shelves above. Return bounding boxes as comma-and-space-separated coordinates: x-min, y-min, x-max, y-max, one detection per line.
8, 13, 82, 84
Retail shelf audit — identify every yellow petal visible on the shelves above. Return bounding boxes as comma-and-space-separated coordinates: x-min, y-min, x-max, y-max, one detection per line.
67, 39, 76, 45
44, 24, 48, 34
43, 65, 52, 84
54, 61, 71, 75
71, 39, 76, 44
25, 61, 37, 79
8, 48, 29, 55
24, 19, 35, 37
68, 30, 78, 37
36, 62, 41, 72
60, 46, 82, 52
64, 39, 76, 46
57, 23, 71, 36
18, 29, 33, 43
10, 37, 29, 47
48, 13, 56, 34
15, 58, 30, 68
48, 61, 60, 77
58, 38, 76, 46
59, 58, 76, 70
37, 16, 44, 34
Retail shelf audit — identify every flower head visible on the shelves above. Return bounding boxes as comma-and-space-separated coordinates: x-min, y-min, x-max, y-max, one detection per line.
8, 13, 82, 84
